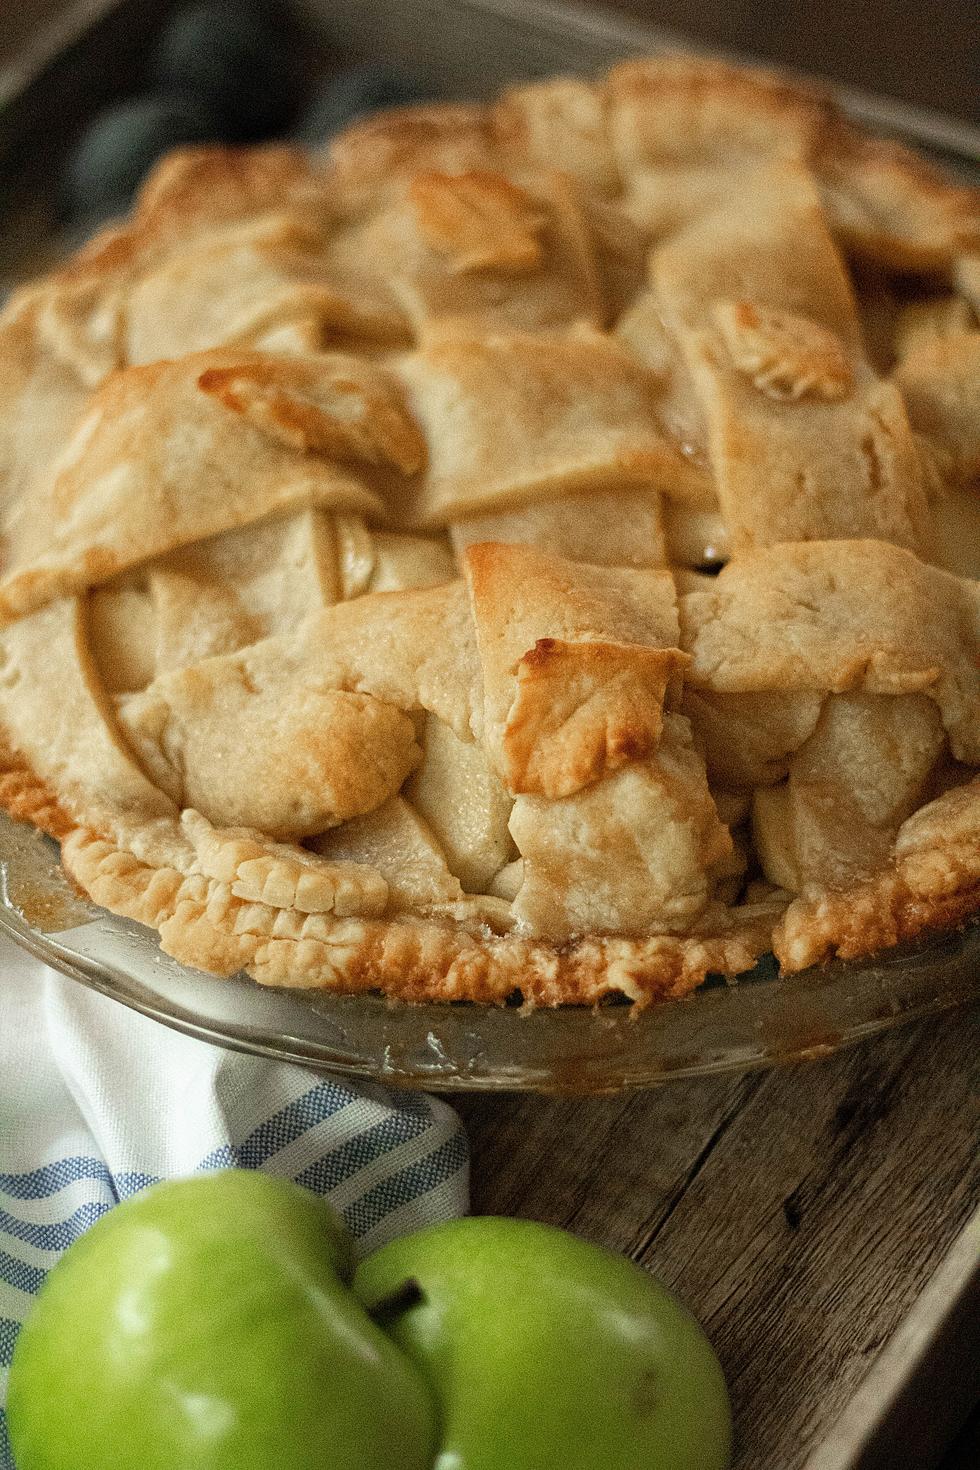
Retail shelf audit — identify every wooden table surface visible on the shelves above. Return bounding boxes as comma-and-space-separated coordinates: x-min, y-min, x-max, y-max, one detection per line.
456, 1003, 980, 1468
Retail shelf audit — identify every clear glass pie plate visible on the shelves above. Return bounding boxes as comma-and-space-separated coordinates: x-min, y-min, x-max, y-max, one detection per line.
1, 811, 977, 1093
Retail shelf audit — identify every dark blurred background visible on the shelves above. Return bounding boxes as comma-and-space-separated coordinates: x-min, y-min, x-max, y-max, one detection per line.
591, 0, 979, 123
1, 0, 978, 121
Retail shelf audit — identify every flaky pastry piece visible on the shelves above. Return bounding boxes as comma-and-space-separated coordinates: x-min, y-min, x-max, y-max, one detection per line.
0, 53, 977, 1006
1, 532, 976, 1002
328, 55, 980, 269
679, 541, 980, 758
3, 56, 977, 575
774, 777, 980, 971
0, 350, 410, 619
396, 330, 708, 525
679, 542, 980, 905
644, 163, 934, 557
0, 537, 777, 1002
2, 147, 341, 386
894, 332, 980, 487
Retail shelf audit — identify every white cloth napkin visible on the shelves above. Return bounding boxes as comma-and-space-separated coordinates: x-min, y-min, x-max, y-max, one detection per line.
0, 936, 468, 1469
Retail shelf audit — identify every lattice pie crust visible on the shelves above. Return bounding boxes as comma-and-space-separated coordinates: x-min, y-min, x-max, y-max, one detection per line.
0, 56, 977, 1004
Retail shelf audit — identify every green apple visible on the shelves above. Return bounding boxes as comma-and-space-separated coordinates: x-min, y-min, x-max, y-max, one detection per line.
7, 1171, 436, 1470
355, 1216, 732, 1470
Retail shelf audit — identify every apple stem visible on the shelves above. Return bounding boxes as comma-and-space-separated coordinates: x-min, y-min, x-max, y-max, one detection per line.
367, 1277, 425, 1326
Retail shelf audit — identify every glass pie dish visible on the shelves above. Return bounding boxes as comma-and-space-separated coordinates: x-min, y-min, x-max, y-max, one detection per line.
2, 5, 979, 1093
2, 810, 977, 1093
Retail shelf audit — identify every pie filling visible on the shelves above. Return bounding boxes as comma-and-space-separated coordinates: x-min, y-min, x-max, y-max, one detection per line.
0, 55, 977, 1004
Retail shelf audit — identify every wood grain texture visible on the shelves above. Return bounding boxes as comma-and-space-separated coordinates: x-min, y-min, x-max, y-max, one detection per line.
456, 1005, 980, 1469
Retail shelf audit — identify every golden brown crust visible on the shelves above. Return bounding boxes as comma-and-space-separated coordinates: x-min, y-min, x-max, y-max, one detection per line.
408, 170, 548, 274
501, 638, 679, 798
56, 820, 780, 1006
775, 780, 980, 969
462, 541, 683, 797
42, 145, 332, 293
3, 750, 971, 1002
327, 104, 498, 207
0, 352, 385, 621
893, 332, 980, 486
817, 128, 980, 272
0, 54, 977, 1006
493, 77, 619, 194
0, 736, 74, 841
319, 57, 979, 273
196, 354, 426, 472
679, 541, 980, 763
608, 55, 831, 170
776, 875, 980, 972
397, 331, 704, 527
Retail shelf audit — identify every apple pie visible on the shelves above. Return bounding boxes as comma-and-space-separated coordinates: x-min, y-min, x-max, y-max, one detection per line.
0, 56, 977, 1005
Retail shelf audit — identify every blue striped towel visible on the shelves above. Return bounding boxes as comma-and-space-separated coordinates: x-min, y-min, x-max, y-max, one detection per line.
0, 935, 469, 1469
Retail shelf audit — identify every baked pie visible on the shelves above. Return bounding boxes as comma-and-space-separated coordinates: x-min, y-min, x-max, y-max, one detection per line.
0, 55, 977, 1006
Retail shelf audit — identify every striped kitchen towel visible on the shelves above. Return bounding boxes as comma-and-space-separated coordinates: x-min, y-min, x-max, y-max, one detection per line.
0, 935, 468, 1469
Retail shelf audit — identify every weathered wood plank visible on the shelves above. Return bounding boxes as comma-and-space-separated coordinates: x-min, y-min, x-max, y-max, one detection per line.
804, 1204, 979, 1470
456, 1005, 980, 1469
455, 1068, 761, 1238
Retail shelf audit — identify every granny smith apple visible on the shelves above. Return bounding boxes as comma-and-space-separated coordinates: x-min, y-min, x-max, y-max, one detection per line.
355, 1216, 732, 1470
7, 1171, 436, 1470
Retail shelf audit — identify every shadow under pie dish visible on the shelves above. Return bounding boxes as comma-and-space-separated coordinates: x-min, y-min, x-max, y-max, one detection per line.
0, 56, 977, 1009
